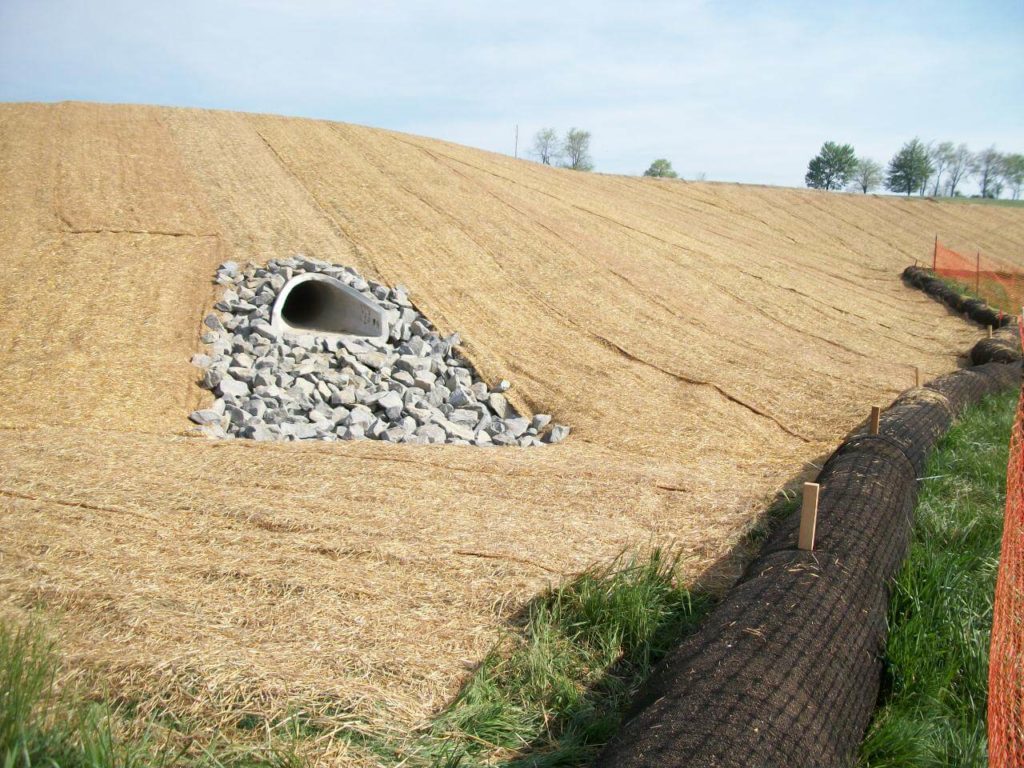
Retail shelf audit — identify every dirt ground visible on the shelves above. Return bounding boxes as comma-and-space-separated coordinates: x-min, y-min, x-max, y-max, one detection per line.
1, 102, 1022, 753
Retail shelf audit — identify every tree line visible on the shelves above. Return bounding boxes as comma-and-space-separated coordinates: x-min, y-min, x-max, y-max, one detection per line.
805, 140, 1024, 200
531, 128, 594, 171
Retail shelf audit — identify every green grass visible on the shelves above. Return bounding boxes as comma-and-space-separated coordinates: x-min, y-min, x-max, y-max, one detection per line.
933, 196, 1024, 208
0, 621, 302, 768
2, 552, 711, 767
859, 387, 1018, 768
374, 550, 712, 766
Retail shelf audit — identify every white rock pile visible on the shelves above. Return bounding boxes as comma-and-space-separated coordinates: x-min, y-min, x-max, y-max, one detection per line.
189, 257, 570, 446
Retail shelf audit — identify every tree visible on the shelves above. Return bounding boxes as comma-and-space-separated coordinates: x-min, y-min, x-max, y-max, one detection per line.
973, 146, 1006, 198
945, 143, 973, 196
531, 128, 560, 165
886, 138, 934, 196
1003, 153, 1024, 200
561, 128, 593, 171
804, 141, 858, 190
849, 158, 883, 194
643, 159, 678, 178
929, 141, 956, 196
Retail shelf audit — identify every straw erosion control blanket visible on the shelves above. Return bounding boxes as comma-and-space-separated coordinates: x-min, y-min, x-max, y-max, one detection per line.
1, 102, 1023, 742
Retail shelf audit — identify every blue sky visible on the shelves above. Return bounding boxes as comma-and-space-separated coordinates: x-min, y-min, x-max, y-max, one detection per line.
1, 1, 1021, 190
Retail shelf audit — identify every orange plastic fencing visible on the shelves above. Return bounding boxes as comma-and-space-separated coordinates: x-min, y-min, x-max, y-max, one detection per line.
933, 240, 1024, 315
988, 318, 1024, 768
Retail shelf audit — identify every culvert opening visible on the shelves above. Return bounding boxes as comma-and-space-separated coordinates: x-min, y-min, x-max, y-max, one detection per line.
192, 257, 571, 446
271, 273, 386, 340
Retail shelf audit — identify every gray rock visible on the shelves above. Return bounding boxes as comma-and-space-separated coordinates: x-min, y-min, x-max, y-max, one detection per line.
189, 409, 223, 426
492, 431, 518, 446
201, 368, 224, 390
488, 393, 510, 419
330, 386, 357, 406
531, 413, 552, 431
439, 420, 475, 441
343, 406, 374, 428
416, 423, 447, 444
218, 376, 249, 398
377, 390, 404, 413
449, 387, 475, 408
505, 417, 530, 438
545, 424, 570, 444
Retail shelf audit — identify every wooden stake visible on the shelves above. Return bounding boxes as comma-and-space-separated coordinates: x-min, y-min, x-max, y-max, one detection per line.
869, 406, 881, 435
914, 366, 921, 387
988, 325, 994, 338
799, 482, 820, 551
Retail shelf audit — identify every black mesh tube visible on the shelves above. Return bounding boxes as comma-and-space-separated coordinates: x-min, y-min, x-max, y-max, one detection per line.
597, 360, 1021, 768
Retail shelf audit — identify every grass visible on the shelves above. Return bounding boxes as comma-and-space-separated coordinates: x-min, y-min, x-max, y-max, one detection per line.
859, 387, 1018, 767
0, 621, 303, 768
929, 271, 1018, 316
371, 550, 712, 766
934, 197, 1024, 208
1, 551, 712, 767
9, 381, 1014, 767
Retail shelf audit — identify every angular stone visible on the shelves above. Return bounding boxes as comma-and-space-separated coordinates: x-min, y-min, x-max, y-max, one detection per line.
545, 424, 570, 444
492, 431, 518, 446
203, 313, 224, 331
377, 390, 404, 413
189, 409, 223, 426
531, 413, 552, 431
289, 378, 315, 397
439, 420, 475, 441
201, 368, 224, 390
330, 386, 357, 406
415, 423, 447, 444
343, 406, 374, 427
449, 387, 475, 408
448, 408, 478, 426
504, 417, 530, 438
488, 393, 510, 418
218, 376, 249, 398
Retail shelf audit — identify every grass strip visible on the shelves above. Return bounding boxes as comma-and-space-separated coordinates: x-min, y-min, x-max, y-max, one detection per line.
0, 621, 301, 768
2, 550, 712, 767
859, 387, 1017, 767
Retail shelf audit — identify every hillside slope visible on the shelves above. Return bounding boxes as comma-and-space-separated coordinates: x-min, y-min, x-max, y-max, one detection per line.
1, 102, 1022, 752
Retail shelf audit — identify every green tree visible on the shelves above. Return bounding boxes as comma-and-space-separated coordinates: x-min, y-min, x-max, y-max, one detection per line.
804, 141, 858, 190
945, 143, 973, 196
973, 146, 1005, 198
929, 141, 956, 196
560, 128, 593, 171
1002, 153, 1024, 200
886, 138, 934, 196
531, 128, 560, 165
849, 158, 883, 194
643, 159, 678, 178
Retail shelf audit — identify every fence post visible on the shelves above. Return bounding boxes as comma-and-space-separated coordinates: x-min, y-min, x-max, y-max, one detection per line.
933, 234, 938, 270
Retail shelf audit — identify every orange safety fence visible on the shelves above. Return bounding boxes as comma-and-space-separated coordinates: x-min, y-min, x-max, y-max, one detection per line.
988, 316, 1024, 768
933, 239, 1024, 315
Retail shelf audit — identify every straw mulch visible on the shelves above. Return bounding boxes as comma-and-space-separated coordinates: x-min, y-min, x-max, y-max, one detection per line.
1, 102, 1022, 756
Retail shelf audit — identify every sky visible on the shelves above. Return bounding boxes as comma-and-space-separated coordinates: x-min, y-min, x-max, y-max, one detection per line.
1, 0, 1021, 191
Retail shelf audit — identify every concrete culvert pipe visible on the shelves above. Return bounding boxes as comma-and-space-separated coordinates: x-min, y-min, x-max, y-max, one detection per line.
271, 273, 387, 341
